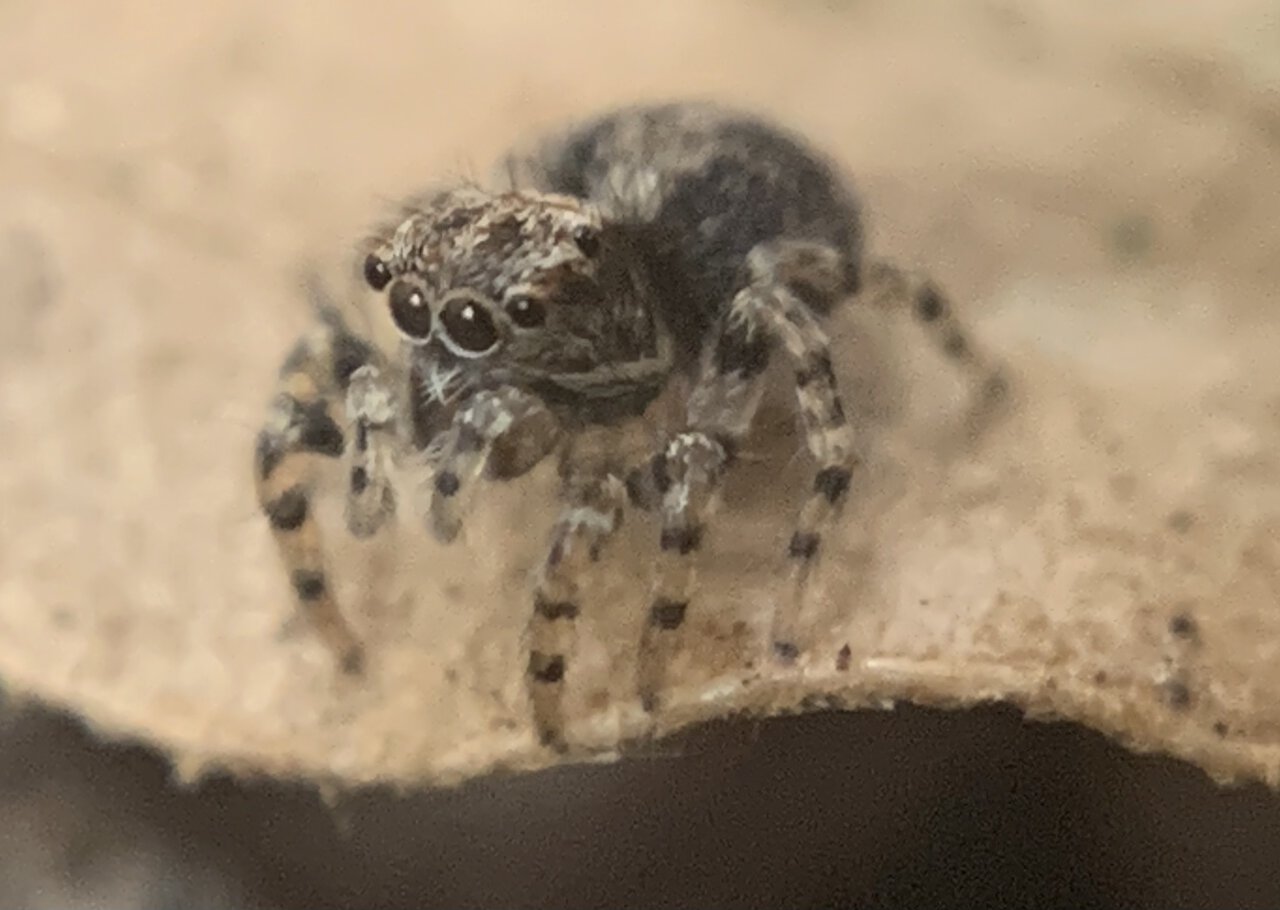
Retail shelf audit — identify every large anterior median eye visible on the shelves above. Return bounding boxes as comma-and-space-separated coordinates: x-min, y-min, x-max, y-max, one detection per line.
388, 280, 433, 340
440, 298, 500, 355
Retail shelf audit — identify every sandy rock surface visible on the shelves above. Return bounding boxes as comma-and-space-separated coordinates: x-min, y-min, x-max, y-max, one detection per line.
2, 0, 1279, 787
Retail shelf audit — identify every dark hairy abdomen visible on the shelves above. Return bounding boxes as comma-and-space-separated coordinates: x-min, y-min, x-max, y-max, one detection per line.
540, 103, 864, 368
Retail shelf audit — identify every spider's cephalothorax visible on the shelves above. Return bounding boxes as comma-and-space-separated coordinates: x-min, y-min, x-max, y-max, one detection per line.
254, 102, 1006, 749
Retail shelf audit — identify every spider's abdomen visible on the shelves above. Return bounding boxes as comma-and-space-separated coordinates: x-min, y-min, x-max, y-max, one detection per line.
534, 102, 864, 367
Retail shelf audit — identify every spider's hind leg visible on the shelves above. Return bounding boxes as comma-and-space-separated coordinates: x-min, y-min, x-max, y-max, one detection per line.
637, 239, 860, 710
863, 259, 1009, 427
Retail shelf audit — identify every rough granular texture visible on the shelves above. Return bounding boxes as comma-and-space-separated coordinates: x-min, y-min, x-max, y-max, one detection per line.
1, 0, 1278, 788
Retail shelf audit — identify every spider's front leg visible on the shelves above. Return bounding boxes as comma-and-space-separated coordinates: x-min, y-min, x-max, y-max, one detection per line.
528, 434, 630, 751
422, 385, 628, 750
637, 239, 859, 710
424, 386, 562, 543
255, 304, 388, 674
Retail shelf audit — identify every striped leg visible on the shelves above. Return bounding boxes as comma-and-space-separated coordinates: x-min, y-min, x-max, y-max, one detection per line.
528, 470, 627, 751
863, 259, 1008, 424
426, 386, 561, 543
344, 364, 398, 538
254, 296, 382, 675
637, 239, 859, 708
769, 332, 857, 662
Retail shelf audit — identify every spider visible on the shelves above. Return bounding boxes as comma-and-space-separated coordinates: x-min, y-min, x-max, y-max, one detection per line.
254, 102, 1005, 750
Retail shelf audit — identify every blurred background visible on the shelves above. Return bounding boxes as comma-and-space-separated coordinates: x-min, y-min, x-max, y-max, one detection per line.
3, 0, 1280, 906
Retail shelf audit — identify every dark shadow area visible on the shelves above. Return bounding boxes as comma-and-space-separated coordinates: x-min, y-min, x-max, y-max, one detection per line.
2, 700, 1278, 909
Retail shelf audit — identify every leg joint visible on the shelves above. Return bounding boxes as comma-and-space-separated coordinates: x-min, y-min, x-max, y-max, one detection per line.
788, 531, 821, 561
529, 652, 565, 684
660, 525, 703, 555
264, 487, 309, 531
813, 466, 852, 504
291, 570, 327, 601
534, 594, 580, 621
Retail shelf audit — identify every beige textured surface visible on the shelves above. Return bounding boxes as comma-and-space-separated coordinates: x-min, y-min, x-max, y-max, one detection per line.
2, 0, 1279, 788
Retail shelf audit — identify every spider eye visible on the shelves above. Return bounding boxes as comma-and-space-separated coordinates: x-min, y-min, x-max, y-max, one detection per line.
440, 298, 499, 354
363, 253, 392, 291
388, 280, 433, 340
505, 296, 546, 329
572, 225, 600, 258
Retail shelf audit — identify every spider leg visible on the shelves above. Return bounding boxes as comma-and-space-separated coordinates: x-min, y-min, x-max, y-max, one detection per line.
424, 386, 562, 543
344, 364, 398, 537
863, 258, 1008, 425
528, 434, 629, 750
254, 299, 383, 674
637, 239, 859, 709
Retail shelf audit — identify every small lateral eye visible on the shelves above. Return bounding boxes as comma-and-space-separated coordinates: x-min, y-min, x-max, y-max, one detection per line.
505, 296, 546, 329
388, 280, 433, 340
440, 298, 500, 354
363, 253, 392, 291
572, 225, 600, 258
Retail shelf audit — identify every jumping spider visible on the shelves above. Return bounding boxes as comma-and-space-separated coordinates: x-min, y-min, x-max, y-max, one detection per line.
254, 102, 1005, 749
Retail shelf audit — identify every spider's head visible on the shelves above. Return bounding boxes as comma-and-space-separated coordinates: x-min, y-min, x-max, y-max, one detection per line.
362, 187, 617, 377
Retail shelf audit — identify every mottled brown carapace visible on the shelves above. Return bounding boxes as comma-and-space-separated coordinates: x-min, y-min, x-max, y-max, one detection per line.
254, 102, 1005, 750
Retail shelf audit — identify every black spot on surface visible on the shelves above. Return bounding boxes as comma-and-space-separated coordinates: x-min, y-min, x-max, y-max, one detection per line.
354, 419, 369, 453
529, 653, 565, 684
795, 351, 835, 387
297, 401, 345, 457
435, 471, 460, 497
650, 598, 688, 630
350, 466, 369, 495
981, 371, 1010, 406
814, 466, 852, 504
1169, 612, 1199, 641
788, 531, 820, 560
943, 332, 970, 359
773, 640, 800, 663
660, 525, 703, 555
836, 644, 852, 671
1213, 721, 1229, 737
714, 320, 772, 379
915, 285, 947, 322
535, 595, 579, 621
1164, 679, 1193, 710
1167, 509, 1196, 534
264, 487, 308, 531
341, 647, 365, 676
291, 570, 326, 601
